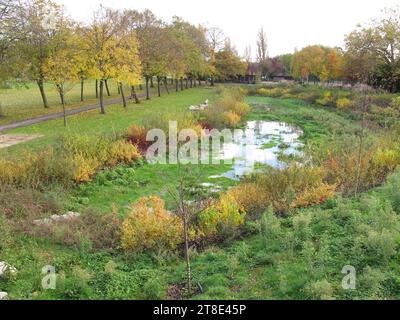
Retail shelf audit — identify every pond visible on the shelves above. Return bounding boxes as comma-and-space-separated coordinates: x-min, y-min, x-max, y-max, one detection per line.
213, 121, 304, 181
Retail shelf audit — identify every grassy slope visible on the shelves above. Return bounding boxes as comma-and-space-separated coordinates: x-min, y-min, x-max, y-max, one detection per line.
0, 87, 214, 156
2, 95, 400, 300
0, 80, 174, 126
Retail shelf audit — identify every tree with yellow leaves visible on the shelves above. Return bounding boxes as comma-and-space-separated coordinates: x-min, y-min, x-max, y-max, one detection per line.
44, 35, 79, 126
113, 32, 142, 108
83, 6, 125, 114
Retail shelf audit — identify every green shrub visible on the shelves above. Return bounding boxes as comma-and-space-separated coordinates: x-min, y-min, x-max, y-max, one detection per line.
260, 206, 281, 245
141, 277, 166, 300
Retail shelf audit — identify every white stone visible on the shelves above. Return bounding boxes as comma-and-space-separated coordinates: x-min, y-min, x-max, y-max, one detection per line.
0, 292, 8, 300
200, 183, 215, 188
189, 105, 201, 112
0, 262, 17, 278
33, 212, 81, 226
33, 218, 52, 226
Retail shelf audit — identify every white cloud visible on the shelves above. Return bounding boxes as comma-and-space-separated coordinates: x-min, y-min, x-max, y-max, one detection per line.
55, 0, 400, 57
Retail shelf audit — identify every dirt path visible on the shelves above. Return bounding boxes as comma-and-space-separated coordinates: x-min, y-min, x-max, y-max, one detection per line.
0, 86, 179, 132
0, 134, 44, 148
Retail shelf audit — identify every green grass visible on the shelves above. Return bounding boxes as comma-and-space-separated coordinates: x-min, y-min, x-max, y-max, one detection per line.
0, 79, 178, 126
3, 168, 400, 300
71, 162, 235, 213
2, 92, 400, 300
1, 87, 215, 156
245, 96, 361, 145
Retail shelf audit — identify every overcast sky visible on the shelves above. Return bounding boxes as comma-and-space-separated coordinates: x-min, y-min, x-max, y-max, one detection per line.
55, 0, 400, 58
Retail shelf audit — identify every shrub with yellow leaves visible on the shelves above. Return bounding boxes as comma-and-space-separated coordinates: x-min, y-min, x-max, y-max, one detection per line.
197, 193, 246, 238
293, 183, 337, 208
228, 182, 268, 217
222, 111, 241, 127
121, 196, 182, 253
336, 98, 353, 110
107, 140, 142, 167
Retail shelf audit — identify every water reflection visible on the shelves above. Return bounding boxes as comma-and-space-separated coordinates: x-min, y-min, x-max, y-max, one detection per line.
216, 121, 304, 180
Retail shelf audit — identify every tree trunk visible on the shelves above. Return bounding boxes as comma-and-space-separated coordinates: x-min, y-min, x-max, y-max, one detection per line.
175, 79, 179, 92
190, 77, 193, 88
183, 216, 192, 294
105, 79, 111, 96
139, 83, 143, 91
150, 77, 154, 88
355, 98, 368, 197
198, 79, 201, 86
145, 77, 150, 100
193, 77, 197, 87
164, 77, 170, 94
37, 79, 49, 108
131, 86, 140, 104
80, 79, 84, 102
157, 76, 161, 97
180, 78, 184, 91
185, 78, 189, 89
120, 83, 127, 108
99, 80, 105, 114
95, 80, 99, 99
211, 76, 214, 86
58, 85, 67, 127
117, 85, 121, 95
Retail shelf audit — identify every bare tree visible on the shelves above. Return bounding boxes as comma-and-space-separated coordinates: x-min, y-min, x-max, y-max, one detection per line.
256, 27, 269, 77
207, 26, 225, 53
354, 86, 372, 196
244, 45, 252, 63
167, 165, 209, 295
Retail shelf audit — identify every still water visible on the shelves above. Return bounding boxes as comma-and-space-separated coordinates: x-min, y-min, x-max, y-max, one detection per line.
215, 121, 304, 180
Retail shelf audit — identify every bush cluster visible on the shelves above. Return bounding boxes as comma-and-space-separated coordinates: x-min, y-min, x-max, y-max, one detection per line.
0, 133, 142, 188
201, 88, 250, 129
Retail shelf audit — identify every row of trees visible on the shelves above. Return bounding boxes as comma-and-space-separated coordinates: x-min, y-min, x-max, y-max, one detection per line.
272, 7, 400, 91
0, 0, 247, 117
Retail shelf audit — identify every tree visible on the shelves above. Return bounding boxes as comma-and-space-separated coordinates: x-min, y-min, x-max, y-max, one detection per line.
256, 27, 268, 77
244, 45, 252, 63
113, 32, 142, 108
125, 9, 166, 100
207, 26, 225, 86
0, 0, 25, 111
171, 17, 208, 90
344, 7, 400, 91
167, 165, 209, 294
83, 6, 124, 114
43, 36, 79, 126
291, 45, 343, 83
215, 40, 246, 81
279, 53, 293, 75
16, 0, 70, 108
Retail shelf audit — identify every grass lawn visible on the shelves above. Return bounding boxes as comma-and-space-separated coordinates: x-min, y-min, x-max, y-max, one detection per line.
0, 79, 180, 126
0, 86, 215, 156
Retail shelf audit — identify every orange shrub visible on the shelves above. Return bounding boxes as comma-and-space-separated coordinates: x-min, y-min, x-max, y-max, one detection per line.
121, 196, 182, 253
293, 183, 337, 208
107, 140, 142, 167
222, 111, 241, 127
128, 124, 150, 153
228, 182, 269, 216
